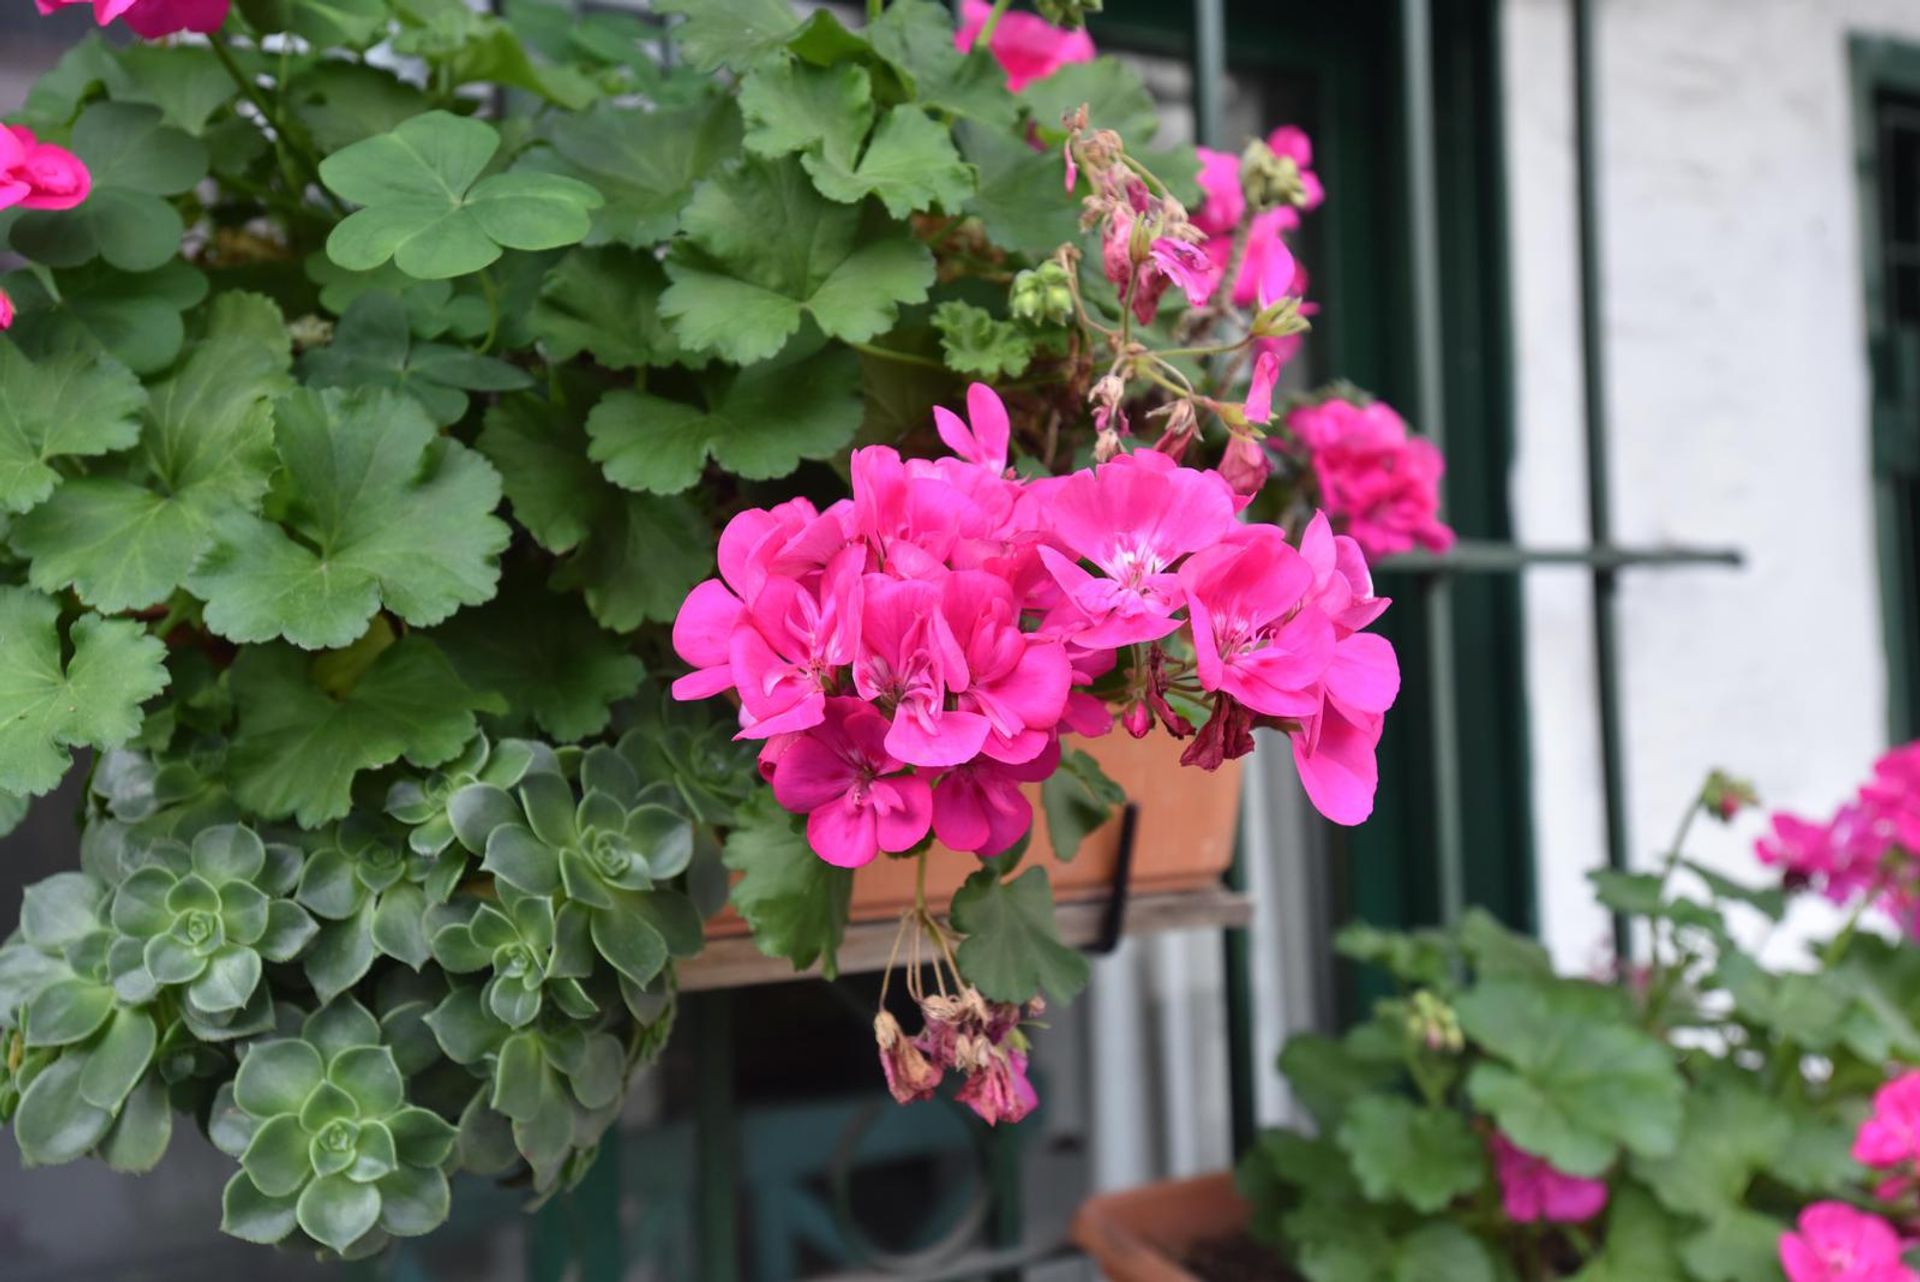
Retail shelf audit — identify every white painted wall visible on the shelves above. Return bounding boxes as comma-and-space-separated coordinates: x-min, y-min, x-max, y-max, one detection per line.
1504, 0, 1917, 968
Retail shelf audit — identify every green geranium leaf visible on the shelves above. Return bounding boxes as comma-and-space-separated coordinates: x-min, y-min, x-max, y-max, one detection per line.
104, 44, 234, 135
430, 570, 644, 743
0, 259, 207, 375
1565, 1187, 1688, 1282
530, 247, 687, 370
1680, 1208, 1788, 1282
960, 123, 1081, 258
190, 388, 509, 650
661, 155, 935, 363
1040, 746, 1124, 862
1630, 1077, 1791, 1218
868, 0, 1019, 130
289, 61, 432, 151
930, 301, 1034, 380
0, 588, 168, 796
951, 866, 1089, 1005
535, 99, 741, 248
303, 291, 532, 427
1019, 57, 1160, 143
14, 1055, 114, 1166
1391, 1224, 1496, 1282
475, 394, 603, 556
586, 345, 860, 495
1335, 1095, 1485, 1214
551, 489, 715, 634
1459, 978, 1684, 1177
10, 102, 207, 273
655, 0, 803, 71
227, 637, 504, 828
739, 55, 874, 173
804, 106, 974, 219
321, 110, 603, 280
723, 790, 851, 978
13, 292, 293, 612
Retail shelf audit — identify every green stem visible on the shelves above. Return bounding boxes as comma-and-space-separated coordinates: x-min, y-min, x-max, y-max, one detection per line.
1824, 894, 1874, 970
845, 340, 950, 372
477, 270, 502, 354
975, 0, 1014, 47
208, 33, 339, 213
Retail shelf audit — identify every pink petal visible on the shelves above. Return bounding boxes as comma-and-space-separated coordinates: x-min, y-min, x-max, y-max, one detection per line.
806, 796, 880, 868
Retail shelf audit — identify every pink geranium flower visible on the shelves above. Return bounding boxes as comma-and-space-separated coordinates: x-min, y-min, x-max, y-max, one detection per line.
1040, 451, 1238, 647
0, 125, 91, 212
1856, 1071, 1920, 1168
1286, 397, 1455, 559
769, 698, 933, 868
729, 548, 864, 739
0, 289, 13, 331
1780, 1203, 1917, 1282
1489, 1133, 1608, 1224
853, 576, 987, 768
34, 0, 226, 38
933, 739, 1059, 856
933, 382, 1012, 475
941, 571, 1072, 763
1192, 146, 1245, 238
1179, 525, 1333, 723
954, 0, 1095, 93
1149, 236, 1216, 308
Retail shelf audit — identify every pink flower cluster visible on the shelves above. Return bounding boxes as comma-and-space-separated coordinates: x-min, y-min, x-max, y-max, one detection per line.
1488, 1132, 1608, 1225
954, 0, 1094, 93
1281, 397, 1456, 560
35, 0, 226, 38
1191, 127, 1323, 316
1757, 742, 1920, 932
670, 384, 1400, 865
877, 992, 1041, 1126
1781, 1203, 1917, 1282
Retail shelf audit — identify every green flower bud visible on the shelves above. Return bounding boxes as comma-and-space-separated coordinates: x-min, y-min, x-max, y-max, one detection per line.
1240, 139, 1308, 212
1034, 0, 1102, 29
1010, 262, 1074, 327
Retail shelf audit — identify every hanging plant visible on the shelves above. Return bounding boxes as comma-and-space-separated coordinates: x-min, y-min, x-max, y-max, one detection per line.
0, 0, 1448, 1257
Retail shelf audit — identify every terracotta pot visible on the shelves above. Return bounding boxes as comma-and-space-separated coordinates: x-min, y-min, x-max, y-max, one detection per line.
1071, 1171, 1251, 1282
706, 732, 1243, 937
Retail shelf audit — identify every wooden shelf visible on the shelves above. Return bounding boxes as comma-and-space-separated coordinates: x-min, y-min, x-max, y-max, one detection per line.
680, 886, 1253, 992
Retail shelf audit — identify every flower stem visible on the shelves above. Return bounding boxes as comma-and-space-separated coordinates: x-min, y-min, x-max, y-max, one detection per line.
208, 33, 341, 215
846, 340, 951, 372
975, 0, 1014, 47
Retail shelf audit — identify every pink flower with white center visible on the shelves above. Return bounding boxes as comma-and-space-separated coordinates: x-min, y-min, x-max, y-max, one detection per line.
1488, 1133, 1608, 1224
1288, 396, 1454, 559
1040, 450, 1238, 648
953, 0, 1095, 93
1856, 1071, 1920, 1168
0, 125, 90, 212
1780, 1203, 1917, 1282
933, 738, 1060, 856
853, 576, 986, 768
934, 383, 1012, 475
35, 0, 226, 37
728, 548, 864, 740
1178, 524, 1334, 723
941, 571, 1071, 763
0, 288, 13, 331
770, 698, 933, 868
1192, 146, 1245, 237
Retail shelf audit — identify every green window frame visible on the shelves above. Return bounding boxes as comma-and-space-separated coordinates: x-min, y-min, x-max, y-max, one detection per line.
1852, 36, 1920, 744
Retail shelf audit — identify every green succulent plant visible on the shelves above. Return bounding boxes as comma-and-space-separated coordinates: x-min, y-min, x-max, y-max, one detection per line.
428, 889, 596, 1029
384, 732, 552, 866
215, 997, 459, 1254
109, 824, 314, 1039
298, 814, 436, 999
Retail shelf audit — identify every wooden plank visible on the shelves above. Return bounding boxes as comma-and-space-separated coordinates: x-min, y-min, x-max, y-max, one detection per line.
679, 888, 1253, 993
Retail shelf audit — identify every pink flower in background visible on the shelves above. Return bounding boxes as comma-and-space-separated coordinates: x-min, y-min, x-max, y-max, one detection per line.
933, 381, 1012, 475
1192, 146, 1245, 237
0, 125, 90, 212
954, 0, 1095, 93
1267, 125, 1326, 211
0, 289, 13, 331
1865, 743, 1920, 853
1179, 525, 1332, 722
1489, 1133, 1608, 1224
1855, 1072, 1920, 1168
34, 0, 226, 38
770, 698, 933, 868
1286, 397, 1454, 559
1780, 1203, 1917, 1282
1756, 739, 1920, 928
1149, 236, 1216, 308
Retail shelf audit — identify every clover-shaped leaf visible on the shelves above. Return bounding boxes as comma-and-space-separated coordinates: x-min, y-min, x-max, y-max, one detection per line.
10, 102, 208, 273
190, 387, 510, 650
0, 588, 168, 797
320, 110, 603, 280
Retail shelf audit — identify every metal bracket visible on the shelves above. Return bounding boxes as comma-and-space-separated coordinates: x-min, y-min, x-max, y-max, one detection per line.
1086, 802, 1139, 957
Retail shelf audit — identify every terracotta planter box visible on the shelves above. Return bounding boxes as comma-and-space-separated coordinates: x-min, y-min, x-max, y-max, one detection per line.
707, 733, 1244, 937
1072, 1171, 1258, 1282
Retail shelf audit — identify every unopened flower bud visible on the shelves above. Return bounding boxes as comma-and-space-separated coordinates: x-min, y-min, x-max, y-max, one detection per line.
1240, 139, 1308, 211
1700, 770, 1759, 823
1010, 262, 1074, 327
1405, 990, 1464, 1055
1252, 295, 1309, 339
1122, 701, 1152, 738
1036, 0, 1102, 29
